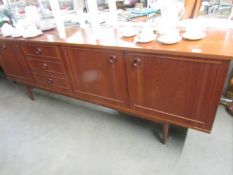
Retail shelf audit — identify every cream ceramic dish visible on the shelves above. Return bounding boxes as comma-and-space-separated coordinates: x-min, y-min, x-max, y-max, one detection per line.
135, 34, 157, 43
121, 29, 138, 38
157, 34, 182, 44
41, 25, 56, 32
182, 32, 206, 40
23, 30, 43, 38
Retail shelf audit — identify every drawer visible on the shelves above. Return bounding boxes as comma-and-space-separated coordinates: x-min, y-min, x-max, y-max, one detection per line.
21, 44, 61, 59
28, 59, 65, 74
33, 73, 71, 90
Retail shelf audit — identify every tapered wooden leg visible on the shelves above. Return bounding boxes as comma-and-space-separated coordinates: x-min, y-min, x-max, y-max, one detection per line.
162, 122, 170, 144
26, 86, 35, 101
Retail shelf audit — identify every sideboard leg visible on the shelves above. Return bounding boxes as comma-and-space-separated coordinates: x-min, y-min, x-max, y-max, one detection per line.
26, 86, 35, 101
162, 122, 170, 144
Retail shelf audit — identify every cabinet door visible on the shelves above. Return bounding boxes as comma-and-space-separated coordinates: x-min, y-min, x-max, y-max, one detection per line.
0, 42, 32, 82
126, 53, 229, 131
62, 47, 129, 108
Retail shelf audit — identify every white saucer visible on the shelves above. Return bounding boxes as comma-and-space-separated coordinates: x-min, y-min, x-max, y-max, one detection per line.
122, 30, 138, 38
23, 31, 43, 38
182, 32, 206, 40
41, 26, 56, 32
12, 34, 22, 38
136, 34, 156, 43
157, 35, 182, 44
2, 34, 11, 37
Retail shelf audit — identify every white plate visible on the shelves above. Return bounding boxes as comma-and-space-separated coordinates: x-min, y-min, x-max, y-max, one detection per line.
11, 31, 22, 38
157, 35, 182, 44
23, 31, 43, 39
182, 32, 206, 40
135, 35, 156, 43
41, 26, 56, 32
2, 34, 11, 37
12, 34, 22, 38
122, 30, 138, 38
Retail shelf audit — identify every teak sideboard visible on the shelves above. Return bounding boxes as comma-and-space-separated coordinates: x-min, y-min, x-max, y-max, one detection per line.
0, 27, 232, 143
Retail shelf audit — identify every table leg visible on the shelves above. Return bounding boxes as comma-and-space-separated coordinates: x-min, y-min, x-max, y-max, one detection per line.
26, 86, 35, 101
162, 122, 170, 144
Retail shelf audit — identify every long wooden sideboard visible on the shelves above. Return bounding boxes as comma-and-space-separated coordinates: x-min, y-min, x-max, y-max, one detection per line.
0, 27, 232, 143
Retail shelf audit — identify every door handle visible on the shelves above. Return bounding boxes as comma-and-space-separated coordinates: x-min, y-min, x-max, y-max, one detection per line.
47, 78, 53, 84
132, 58, 142, 68
0, 45, 6, 50
34, 48, 42, 55
109, 55, 117, 64
41, 63, 48, 70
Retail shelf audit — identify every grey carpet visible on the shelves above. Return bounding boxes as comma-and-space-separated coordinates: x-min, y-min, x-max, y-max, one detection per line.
0, 75, 232, 175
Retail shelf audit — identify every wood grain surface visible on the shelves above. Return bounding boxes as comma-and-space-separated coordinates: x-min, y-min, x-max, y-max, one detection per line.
0, 26, 233, 60
0, 26, 231, 137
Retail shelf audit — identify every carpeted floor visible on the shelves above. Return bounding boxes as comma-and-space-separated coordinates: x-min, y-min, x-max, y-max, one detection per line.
0, 76, 232, 175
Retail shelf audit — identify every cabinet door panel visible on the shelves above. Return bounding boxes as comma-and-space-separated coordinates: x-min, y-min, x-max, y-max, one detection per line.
0, 42, 32, 82
63, 47, 129, 107
126, 53, 228, 131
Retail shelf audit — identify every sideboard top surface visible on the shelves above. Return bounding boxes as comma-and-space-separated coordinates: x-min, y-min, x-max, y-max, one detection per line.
0, 26, 233, 60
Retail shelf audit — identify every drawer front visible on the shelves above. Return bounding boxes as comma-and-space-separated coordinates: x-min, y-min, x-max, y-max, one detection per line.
28, 59, 65, 74
21, 44, 61, 59
33, 73, 70, 90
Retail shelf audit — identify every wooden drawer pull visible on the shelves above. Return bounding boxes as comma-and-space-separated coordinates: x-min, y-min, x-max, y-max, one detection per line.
41, 63, 48, 70
0, 45, 6, 50
47, 78, 53, 84
132, 58, 141, 68
109, 55, 117, 64
34, 48, 42, 55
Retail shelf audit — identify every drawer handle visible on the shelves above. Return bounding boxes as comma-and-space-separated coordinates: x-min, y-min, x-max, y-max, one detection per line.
47, 78, 53, 84
34, 48, 42, 55
132, 58, 142, 68
41, 63, 48, 70
109, 55, 117, 64
0, 44, 6, 50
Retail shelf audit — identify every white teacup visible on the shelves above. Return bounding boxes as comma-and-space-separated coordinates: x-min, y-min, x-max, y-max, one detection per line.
122, 27, 137, 37
39, 20, 55, 31
1, 23, 14, 37
184, 19, 205, 33
139, 28, 154, 39
22, 23, 42, 38
161, 28, 180, 37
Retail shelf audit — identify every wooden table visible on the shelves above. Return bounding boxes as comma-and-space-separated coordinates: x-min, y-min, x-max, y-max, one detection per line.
0, 26, 232, 144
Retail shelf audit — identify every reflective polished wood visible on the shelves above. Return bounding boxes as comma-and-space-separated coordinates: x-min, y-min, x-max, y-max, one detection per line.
0, 26, 232, 143
0, 26, 233, 60
0, 42, 33, 83
126, 52, 228, 132
62, 47, 129, 108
